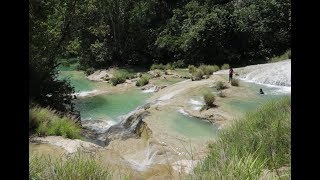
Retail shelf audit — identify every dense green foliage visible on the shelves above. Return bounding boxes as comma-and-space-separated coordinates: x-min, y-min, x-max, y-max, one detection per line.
30, 153, 113, 180
30, 0, 77, 112
192, 96, 291, 179
53, 0, 290, 69
29, 107, 81, 139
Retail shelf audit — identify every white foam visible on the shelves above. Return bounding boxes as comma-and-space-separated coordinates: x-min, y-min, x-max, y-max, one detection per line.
239, 60, 291, 87
192, 106, 202, 111
74, 90, 98, 97
126, 142, 158, 171
189, 99, 204, 106
142, 86, 158, 93
177, 108, 191, 116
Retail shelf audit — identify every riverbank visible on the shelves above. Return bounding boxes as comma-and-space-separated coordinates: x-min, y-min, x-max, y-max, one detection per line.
30, 60, 291, 178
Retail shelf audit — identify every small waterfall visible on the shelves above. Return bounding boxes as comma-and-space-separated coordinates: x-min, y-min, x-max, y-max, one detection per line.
126, 141, 158, 171
189, 98, 204, 111
142, 86, 159, 93
73, 90, 98, 97
177, 108, 191, 117
239, 60, 291, 87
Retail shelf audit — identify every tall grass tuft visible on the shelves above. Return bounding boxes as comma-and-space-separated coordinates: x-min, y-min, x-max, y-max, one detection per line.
136, 75, 151, 86
192, 96, 291, 179
216, 81, 227, 90
203, 93, 215, 107
188, 65, 197, 73
199, 65, 220, 75
110, 69, 135, 86
29, 107, 81, 139
191, 69, 204, 81
30, 152, 112, 180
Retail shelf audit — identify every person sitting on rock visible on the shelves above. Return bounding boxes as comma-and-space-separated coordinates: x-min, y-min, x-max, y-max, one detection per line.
259, 88, 265, 95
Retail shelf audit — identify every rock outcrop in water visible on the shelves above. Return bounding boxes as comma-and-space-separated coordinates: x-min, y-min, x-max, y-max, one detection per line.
81, 109, 153, 146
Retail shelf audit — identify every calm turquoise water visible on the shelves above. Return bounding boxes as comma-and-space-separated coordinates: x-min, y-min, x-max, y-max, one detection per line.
57, 65, 151, 121
155, 110, 219, 139
171, 112, 219, 138
74, 90, 150, 121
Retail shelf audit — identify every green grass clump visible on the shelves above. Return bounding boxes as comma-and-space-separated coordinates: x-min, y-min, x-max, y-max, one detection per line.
30, 153, 112, 180
136, 76, 150, 86
204, 93, 215, 107
192, 96, 291, 179
173, 60, 185, 68
221, 63, 230, 70
29, 107, 81, 139
216, 81, 227, 90
191, 69, 204, 81
110, 69, 133, 86
150, 63, 165, 70
188, 65, 197, 73
231, 78, 239, 86
110, 76, 126, 86
199, 65, 220, 76
165, 63, 175, 70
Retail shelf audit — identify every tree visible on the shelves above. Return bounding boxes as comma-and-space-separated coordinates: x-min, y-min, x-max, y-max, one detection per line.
29, 0, 77, 112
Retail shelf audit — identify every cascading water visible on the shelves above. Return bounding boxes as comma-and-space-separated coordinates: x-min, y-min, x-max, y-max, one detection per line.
126, 141, 158, 171
239, 60, 291, 93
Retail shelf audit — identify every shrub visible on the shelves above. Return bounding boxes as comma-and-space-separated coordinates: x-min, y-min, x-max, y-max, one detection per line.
231, 78, 239, 86
173, 60, 185, 68
84, 67, 95, 76
191, 69, 204, 81
192, 97, 291, 179
199, 65, 220, 75
203, 93, 215, 107
150, 63, 165, 70
117, 69, 135, 79
221, 64, 230, 70
208, 65, 220, 73
110, 76, 126, 86
216, 81, 227, 90
136, 76, 150, 86
30, 107, 81, 139
30, 153, 112, 180
188, 65, 197, 73
165, 63, 175, 70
